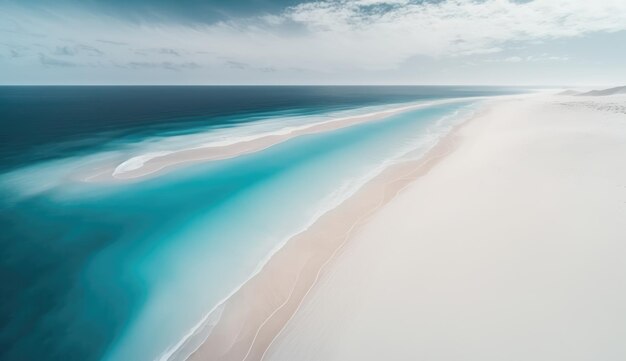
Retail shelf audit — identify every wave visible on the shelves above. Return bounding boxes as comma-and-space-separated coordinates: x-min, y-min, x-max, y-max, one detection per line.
113, 151, 173, 176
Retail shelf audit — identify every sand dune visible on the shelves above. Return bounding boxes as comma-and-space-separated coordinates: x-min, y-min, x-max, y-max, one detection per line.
579, 85, 626, 96
557, 89, 581, 95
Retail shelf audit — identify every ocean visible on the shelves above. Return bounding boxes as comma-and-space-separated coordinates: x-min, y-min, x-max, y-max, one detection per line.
0, 86, 523, 361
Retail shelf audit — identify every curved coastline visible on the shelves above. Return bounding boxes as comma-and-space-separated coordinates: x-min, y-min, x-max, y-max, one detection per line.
160, 98, 497, 361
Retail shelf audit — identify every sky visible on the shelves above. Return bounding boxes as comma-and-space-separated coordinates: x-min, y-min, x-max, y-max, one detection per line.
1, 0, 625, 85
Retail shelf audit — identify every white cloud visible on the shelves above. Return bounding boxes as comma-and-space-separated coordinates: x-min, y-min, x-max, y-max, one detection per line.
1, 0, 625, 82
268, 0, 626, 68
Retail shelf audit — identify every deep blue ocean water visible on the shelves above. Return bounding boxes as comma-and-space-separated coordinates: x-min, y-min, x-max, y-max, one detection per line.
0, 86, 523, 361
0, 86, 522, 169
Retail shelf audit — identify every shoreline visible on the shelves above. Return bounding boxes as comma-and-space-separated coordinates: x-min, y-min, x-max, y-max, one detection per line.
264, 93, 626, 360
83, 97, 496, 182
175, 97, 492, 361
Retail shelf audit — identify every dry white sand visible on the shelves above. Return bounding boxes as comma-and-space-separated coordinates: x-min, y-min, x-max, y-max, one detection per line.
264, 94, 626, 361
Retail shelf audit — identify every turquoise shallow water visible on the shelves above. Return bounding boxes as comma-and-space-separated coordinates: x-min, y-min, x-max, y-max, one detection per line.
0, 87, 521, 361
107, 101, 477, 361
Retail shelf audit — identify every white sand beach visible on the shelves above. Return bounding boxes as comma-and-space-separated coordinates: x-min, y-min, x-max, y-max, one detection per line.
262, 92, 626, 360
174, 92, 626, 361
7, 1, 626, 360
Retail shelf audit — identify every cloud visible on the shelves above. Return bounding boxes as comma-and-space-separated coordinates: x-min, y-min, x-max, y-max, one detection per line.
1, 0, 626, 83
0, 0, 307, 25
486, 53, 571, 63
96, 39, 128, 46
53, 44, 103, 56
259, 0, 626, 68
158, 48, 180, 56
0, 42, 32, 59
186, 0, 626, 71
39, 53, 78, 67
225, 60, 248, 70
132, 47, 183, 56
123, 61, 201, 70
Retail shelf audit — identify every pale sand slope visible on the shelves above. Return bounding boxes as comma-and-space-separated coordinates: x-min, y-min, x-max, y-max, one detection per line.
265, 94, 626, 361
